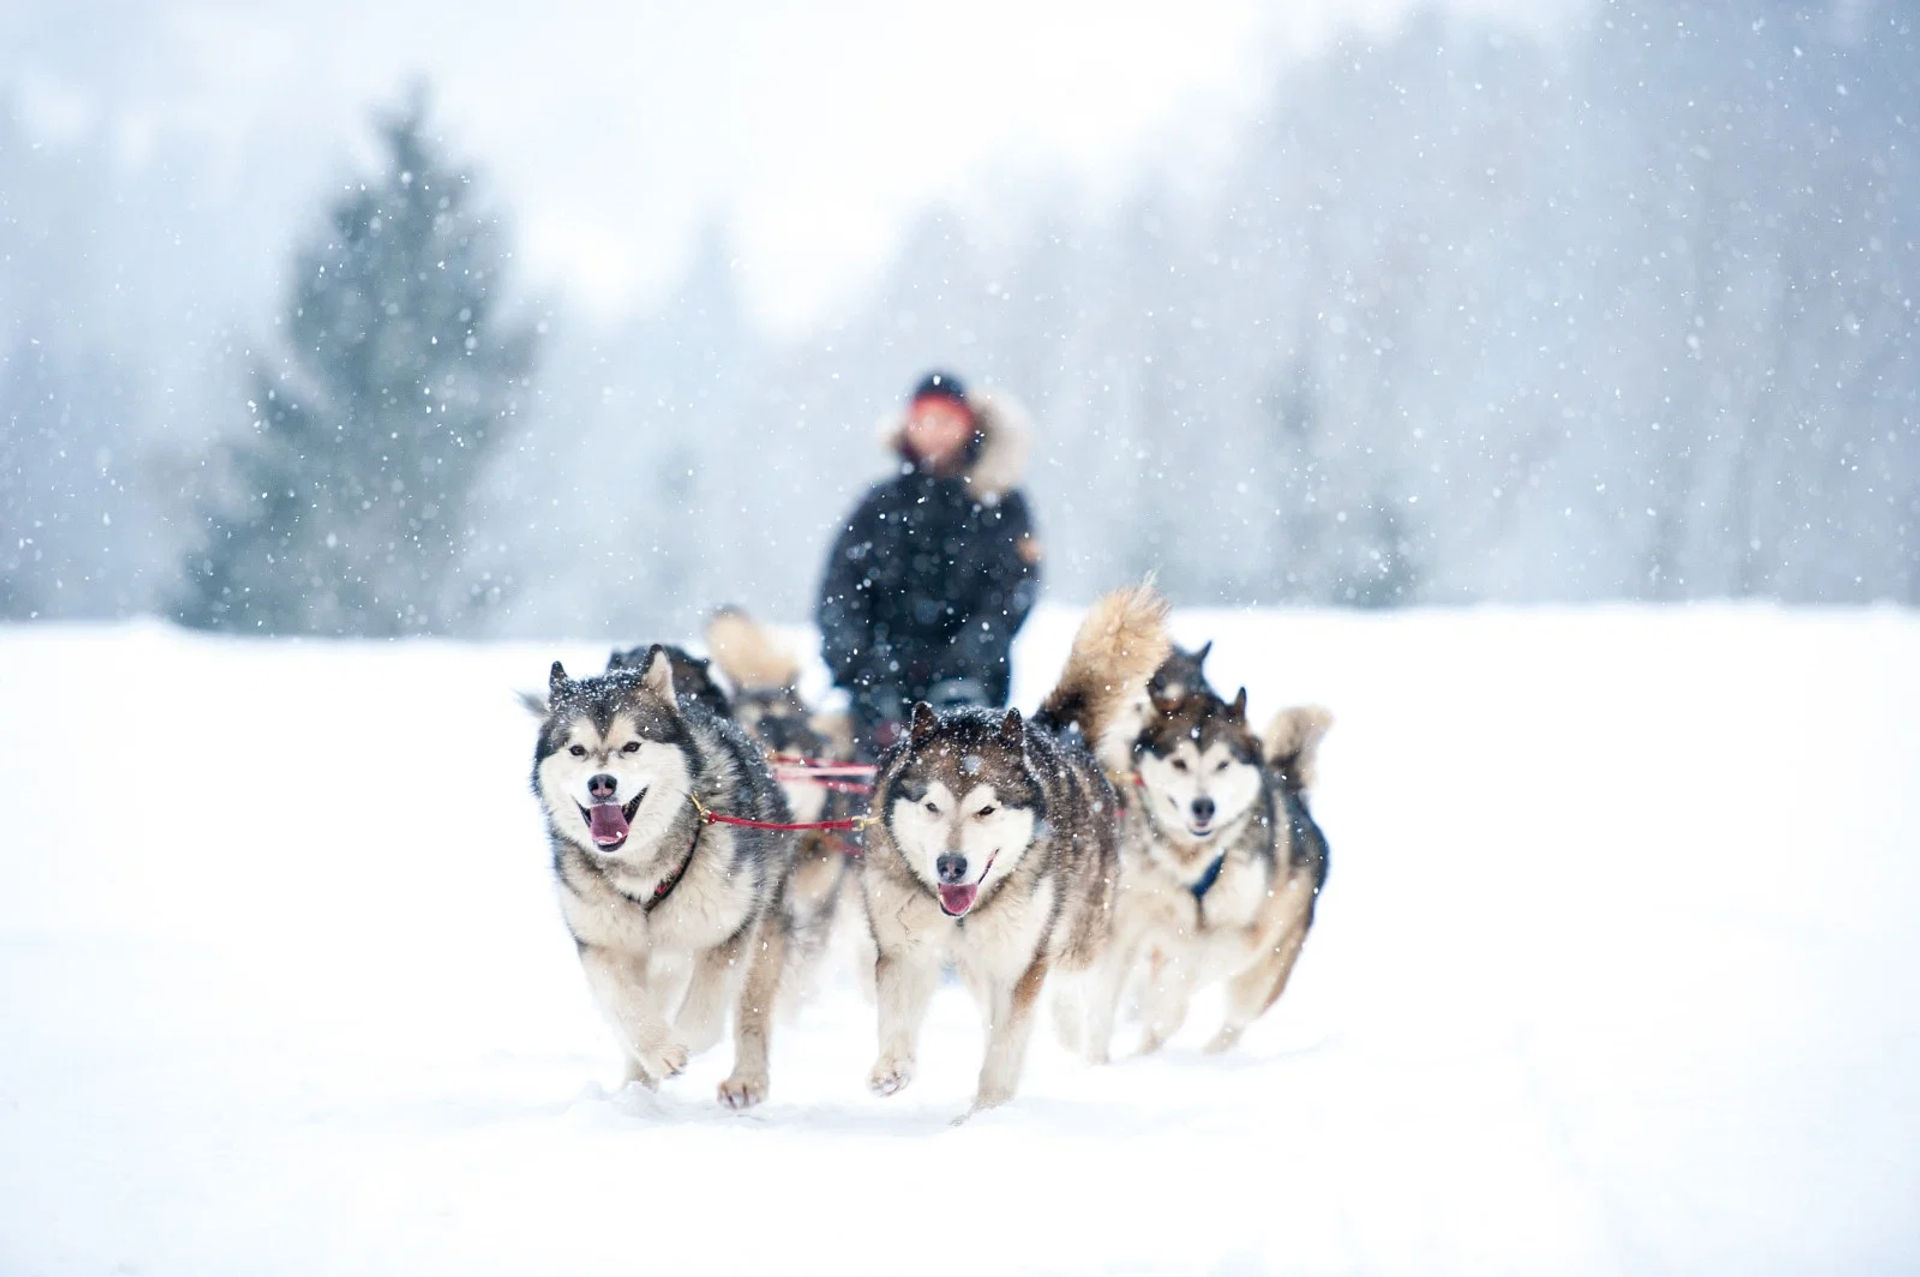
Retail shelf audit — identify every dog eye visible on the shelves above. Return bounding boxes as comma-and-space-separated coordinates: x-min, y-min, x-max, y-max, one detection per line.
568, 745, 587, 758
1215, 760, 1229, 772
1170, 759, 1187, 773
924, 801, 940, 815
621, 741, 642, 754
975, 805, 996, 819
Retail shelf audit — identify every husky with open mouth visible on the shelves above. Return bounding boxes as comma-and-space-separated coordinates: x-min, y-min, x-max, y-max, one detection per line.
531, 646, 796, 1109
1082, 684, 1332, 1061
858, 584, 1170, 1114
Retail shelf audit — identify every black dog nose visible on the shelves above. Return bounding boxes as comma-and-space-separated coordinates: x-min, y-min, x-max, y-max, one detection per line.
936, 854, 969, 885
588, 773, 618, 801
1191, 796, 1215, 823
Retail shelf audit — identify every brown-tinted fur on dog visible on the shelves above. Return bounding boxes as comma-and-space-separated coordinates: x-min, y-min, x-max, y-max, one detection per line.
1149, 641, 1215, 703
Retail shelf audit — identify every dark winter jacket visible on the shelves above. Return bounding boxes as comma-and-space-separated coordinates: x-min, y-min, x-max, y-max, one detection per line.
816, 392, 1041, 713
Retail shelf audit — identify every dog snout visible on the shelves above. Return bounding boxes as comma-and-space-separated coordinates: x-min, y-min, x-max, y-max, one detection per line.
935, 853, 969, 885
587, 773, 618, 802
1191, 796, 1215, 823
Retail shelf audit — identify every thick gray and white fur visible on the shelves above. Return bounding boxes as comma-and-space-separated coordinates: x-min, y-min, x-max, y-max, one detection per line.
531, 647, 796, 1109
858, 583, 1171, 1115
1081, 675, 1332, 1061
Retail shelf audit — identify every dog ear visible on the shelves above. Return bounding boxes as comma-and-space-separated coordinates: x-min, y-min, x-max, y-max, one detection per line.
1148, 686, 1179, 716
1195, 640, 1213, 669
999, 706, 1024, 745
1228, 687, 1248, 722
909, 701, 939, 746
550, 661, 570, 695
639, 645, 677, 702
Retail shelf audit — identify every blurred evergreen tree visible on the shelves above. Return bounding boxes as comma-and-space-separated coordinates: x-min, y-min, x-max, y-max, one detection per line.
175, 90, 536, 634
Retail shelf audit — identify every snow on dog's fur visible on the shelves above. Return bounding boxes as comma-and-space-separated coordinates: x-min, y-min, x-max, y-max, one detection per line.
531, 648, 796, 1109
859, 583, 1170, 1115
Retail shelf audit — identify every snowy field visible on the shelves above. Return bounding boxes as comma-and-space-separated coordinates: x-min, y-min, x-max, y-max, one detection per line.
2, 604, 1917, 1275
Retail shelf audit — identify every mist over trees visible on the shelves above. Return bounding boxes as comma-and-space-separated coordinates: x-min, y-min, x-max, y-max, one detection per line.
2, 0, 1915, 637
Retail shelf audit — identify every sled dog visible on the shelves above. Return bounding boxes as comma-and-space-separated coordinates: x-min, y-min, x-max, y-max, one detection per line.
1100, 640, 1219, 772
1086, 686, 1332, 1059
859, 584, 1171, 1113
607, 642, 733, 719
531, 647, 795, 1108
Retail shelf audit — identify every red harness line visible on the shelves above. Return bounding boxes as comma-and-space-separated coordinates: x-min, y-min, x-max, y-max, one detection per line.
771, 756, 876, 794
687, 792, 874, 836
774, 777, 872, 795
688, 757, 882, 847
769, 755, 877, 775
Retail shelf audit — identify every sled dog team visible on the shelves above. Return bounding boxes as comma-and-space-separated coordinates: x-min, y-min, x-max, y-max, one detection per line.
528, 584, 1331, 1116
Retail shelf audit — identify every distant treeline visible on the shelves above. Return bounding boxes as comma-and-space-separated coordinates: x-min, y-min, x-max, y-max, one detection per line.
3, 0, 1914, 635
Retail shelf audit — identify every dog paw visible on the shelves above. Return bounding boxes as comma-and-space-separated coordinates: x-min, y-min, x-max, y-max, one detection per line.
637, 1041, 689, 1081
969, 1084, 1015, 1114
718, 1071, 769, 1110
1135, 1032, 1168, 1058
868, 1057, 914, 1097
1202, 1027, 1242, 1056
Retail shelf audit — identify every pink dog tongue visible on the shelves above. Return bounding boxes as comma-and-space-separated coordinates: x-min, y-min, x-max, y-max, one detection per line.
589, 803, 630, 845
938, 883, 978, 916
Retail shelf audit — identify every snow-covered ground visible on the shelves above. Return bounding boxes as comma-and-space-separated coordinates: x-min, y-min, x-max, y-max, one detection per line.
2, 605, 1916, 1275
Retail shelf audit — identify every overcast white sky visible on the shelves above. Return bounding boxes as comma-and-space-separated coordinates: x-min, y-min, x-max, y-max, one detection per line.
3, 0, 1580, 333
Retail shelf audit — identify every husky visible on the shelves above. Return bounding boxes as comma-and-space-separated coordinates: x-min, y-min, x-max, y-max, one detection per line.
859, 584, 1171, 1114
1084, 687, 1332, 1060
705, 606, 847, 812
530, 646, 795, 1109
703, 607, 863, 1004
607, 642, 733, 719
1099, 640, 1218, 773
1150, 640, 1215, 703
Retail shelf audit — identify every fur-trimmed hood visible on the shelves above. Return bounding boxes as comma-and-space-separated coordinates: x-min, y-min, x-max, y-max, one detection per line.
880, 388, 1032, 503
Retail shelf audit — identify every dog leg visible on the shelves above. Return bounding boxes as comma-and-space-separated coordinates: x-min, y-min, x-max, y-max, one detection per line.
971, 954, 1050, 1112
1137, 949, 1199, 1056
1207, 910, 1312, 1055
868, 949, 938, 1097
1079, 931, 1142, 1066
1050, 975, 1086, 1056
780, 852, 847, 1018
675, 932, 744, 1058
578, 944, 686, 1085
719, 912, 789, 1110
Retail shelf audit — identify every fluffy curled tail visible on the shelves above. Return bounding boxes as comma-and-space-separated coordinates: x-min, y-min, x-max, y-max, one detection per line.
1264, 706, 1334, 795
705, 606, 801, 692
1034, 582, 1172, 748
